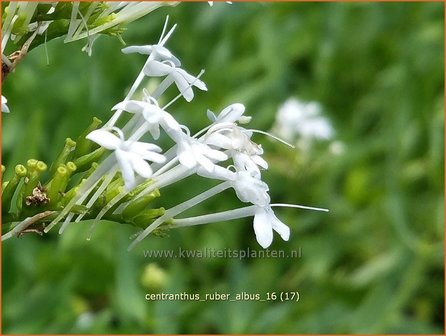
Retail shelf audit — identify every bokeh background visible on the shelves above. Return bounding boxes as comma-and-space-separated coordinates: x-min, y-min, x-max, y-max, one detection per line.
2, 2, 444, 334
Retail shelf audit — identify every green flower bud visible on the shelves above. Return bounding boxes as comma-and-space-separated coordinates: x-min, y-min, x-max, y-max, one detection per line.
73, 147, 106, 172
46, 162, 76, 206
59, 185, 80, 208
131, 208, 165, 229
105, 185, 125, 210
74, 117, 102, 158
83, 162, 99, 179
122, 190, 161, 220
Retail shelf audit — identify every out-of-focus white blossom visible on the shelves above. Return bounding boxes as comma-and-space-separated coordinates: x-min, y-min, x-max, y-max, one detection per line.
272, 97, 334, 149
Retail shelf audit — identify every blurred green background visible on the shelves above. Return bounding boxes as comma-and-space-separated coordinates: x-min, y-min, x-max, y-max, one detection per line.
2, 2, 444, 334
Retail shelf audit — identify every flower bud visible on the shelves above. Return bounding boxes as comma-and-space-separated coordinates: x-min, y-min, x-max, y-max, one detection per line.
122, 189, 161, 220
74, 117, 102, 158
73, 147, 106, 172
131, 208, 166, 229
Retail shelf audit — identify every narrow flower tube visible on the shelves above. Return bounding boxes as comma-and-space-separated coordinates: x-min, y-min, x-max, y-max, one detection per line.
49, 138, 76, 175
131, 208, 166, 228
129, 181, 232, 250
59, 185, 80, 207
46, 162, 77, 206
2, 164, 27, 210
74, 117, 102, 158
73, 147, 106, 172
44, 155, 117, 233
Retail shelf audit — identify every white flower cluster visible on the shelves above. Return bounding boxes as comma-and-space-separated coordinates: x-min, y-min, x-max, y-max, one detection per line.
41, 17, 328, 249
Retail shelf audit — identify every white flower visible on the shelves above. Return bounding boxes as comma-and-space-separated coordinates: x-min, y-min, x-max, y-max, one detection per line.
112, 98, 181, 139
206, 124, 261, 155
196, 161, 270, 206
122, 45, 180, 66
232, 151, 268, 178
86, 128, 166, 190
253, 206, 290, 248
207, 103, 250, 124
121, 14, 180, 65
231, 171, 270, 207
144, 60, 207, 102
273, 97, 334, 146
205, 123, 267, 176
1, 95, 10, 113
175, 133, 228, 172
196, 164, 236, 181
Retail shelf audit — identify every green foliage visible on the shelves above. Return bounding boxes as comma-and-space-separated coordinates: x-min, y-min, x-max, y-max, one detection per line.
2, 2, 444, 334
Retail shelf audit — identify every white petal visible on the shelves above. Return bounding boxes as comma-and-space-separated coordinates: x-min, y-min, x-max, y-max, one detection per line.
207, 109, 217, 122
235, 186, 270, 206
268, 208, 290, 241
152, 45, 173, 58
111, 101, 127, 111
205, 133, 232, 149
178, 143, 197, 168
161, 112, 181, 131
131, 142, 162, 153
130, 143, 165, 162
197, 165, 236, 181
253, 208, 273, 248
112, 100, 145, 114
86, 129, 120, 150
169, 55, 182, 67
233, 173, 270, 206
148, 124, 161, 140
153, 46, 181, 66
217, 103, 245, 123
143, 60, 172, 77
129, 154, 153, 179
252, 155, 269, 170
115, 150, 135, 190
196, 153, 215, 172
176, 68, 207, 91
122, 45, 153, 55
236, 157, 260, 177
179, 152, 197, 168
171, 72, 194, 102
203, 147, 228, 162
139, 150, 166, 164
